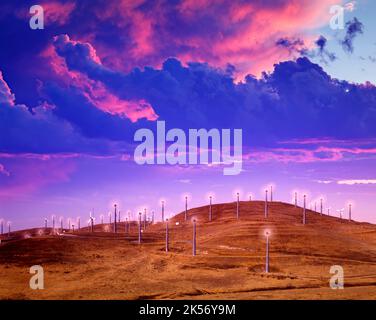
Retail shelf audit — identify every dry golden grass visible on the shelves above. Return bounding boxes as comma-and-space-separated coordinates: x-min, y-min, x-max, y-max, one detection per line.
0, 201, 376, 300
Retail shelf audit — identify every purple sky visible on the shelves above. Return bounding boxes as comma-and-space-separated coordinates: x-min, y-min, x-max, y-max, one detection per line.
1, 0, 376, 230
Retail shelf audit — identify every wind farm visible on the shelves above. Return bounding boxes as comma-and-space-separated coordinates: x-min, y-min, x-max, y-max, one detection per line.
1, 194, 376, 300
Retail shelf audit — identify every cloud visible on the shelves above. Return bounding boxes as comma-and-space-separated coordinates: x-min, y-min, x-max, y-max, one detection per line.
53, 34, 103, 73
275, 37, 307, 55
85, 0, 342, 78
315, 36, 327, 53
244, 145, 376, 164
242, 137, 376, 164
337, 179, 376, 185
15, 1, 76, 26
0, 70, 119, 154
341, 17, 364, 54
280, 138, 376, 147
0, 0, 349, 111
315, 180, 333, 184
178, 179, 191, 184
0, 71, 15, 106
45, 35, 376, 150
0, 100, 113, 154
41, 81, 150, 142
42, 1, 76, 26
51, 35, 157, 122
4, 32, 376, 163
314, 35, 336, 62
0, 163, 10, 176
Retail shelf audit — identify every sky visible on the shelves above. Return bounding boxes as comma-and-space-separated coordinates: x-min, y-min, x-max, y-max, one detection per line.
1, 0, 376, 230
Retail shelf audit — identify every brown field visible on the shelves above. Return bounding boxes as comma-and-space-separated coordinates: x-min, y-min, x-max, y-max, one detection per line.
1, 201, 376, 300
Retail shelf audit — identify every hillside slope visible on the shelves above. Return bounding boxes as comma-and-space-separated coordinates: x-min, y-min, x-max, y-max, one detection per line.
0, 201, 376, 299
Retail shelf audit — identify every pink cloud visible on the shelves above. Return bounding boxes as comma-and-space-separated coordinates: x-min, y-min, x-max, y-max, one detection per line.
280, 138, 376, 146
15, 1, 76, 26
91, 0, 342, 78
0, 71, 15, 106
250, 138, 376, 164
244, 145, 376, 163
40, 42, 158, 122
42, 1, 76, 26
80, 77, 158, 122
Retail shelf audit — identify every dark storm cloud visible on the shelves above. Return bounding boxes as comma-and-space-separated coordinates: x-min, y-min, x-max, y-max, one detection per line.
3, 32, 376, 155
0, 71, 119, 154
45, 35, 376, 148
41, 81, 150, 142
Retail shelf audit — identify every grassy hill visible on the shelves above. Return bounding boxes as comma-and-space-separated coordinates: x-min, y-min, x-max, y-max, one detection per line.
1, 200, 376, 299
